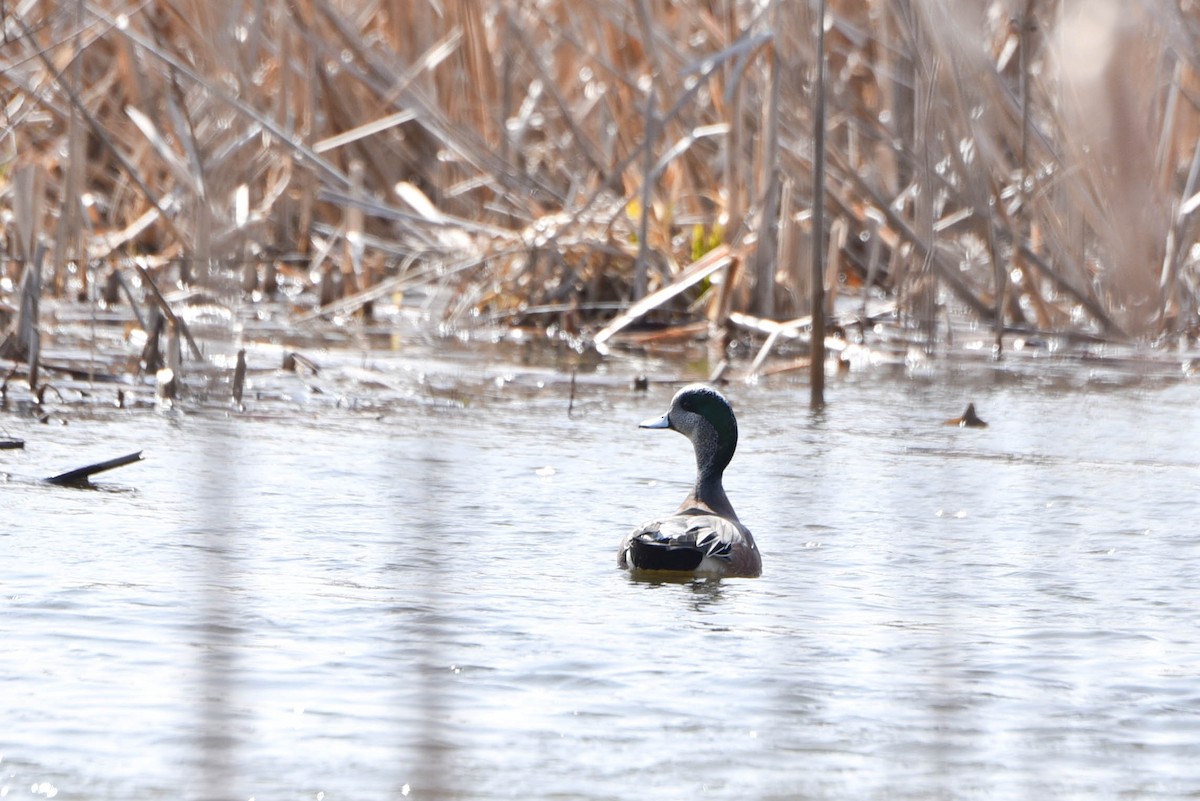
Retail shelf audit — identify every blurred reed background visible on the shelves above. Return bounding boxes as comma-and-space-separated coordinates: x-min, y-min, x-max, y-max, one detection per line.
2, 0, 1199, 388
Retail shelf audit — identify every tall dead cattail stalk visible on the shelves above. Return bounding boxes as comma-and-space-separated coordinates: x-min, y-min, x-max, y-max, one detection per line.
810, 0, 827, 410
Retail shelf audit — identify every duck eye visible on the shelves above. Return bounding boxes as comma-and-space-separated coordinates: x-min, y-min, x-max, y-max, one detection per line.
679, 398, 696, 412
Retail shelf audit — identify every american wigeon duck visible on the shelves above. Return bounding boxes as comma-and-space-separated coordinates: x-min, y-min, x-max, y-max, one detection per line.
619, 384, 762, 578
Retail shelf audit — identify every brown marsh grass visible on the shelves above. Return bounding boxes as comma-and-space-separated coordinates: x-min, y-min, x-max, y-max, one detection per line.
2, 0, 1200, 392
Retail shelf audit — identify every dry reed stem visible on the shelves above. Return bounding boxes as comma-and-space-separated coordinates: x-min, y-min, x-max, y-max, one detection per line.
1, 0, 1199, 390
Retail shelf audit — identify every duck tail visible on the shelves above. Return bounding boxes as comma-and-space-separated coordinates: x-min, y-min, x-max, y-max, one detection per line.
628, 537, 703, 571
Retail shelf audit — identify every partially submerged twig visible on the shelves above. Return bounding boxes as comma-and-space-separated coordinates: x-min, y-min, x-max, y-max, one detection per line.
132, 261, 205, 363
45, 450, 144, 488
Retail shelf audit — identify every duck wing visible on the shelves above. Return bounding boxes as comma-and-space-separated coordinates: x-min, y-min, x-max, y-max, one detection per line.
624, 514, 742, 572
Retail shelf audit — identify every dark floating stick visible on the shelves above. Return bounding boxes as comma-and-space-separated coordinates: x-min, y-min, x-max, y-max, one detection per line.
1, 438, 25, 450
45, 451, 144, 488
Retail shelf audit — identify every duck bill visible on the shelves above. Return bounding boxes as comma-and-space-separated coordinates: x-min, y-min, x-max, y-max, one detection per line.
639, 413, 671, 429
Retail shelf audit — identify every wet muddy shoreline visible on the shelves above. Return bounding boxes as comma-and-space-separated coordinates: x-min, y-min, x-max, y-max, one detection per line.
4, 290, 1198, 426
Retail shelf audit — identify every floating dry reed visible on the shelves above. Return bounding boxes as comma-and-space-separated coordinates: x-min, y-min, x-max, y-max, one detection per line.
1, 0, 1199, 399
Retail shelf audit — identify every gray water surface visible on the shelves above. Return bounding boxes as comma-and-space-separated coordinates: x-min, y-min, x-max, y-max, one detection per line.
3, 364, 1199, 800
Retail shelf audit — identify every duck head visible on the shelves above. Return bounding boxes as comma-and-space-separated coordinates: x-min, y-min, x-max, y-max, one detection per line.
640, 383, 738, 485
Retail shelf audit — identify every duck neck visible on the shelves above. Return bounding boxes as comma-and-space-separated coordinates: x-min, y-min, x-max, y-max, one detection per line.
687, 423, 738, 520
689, 472, 738, 521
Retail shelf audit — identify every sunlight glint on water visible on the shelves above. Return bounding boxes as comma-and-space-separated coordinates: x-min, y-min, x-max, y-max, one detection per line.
2, 374, 1199, 800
